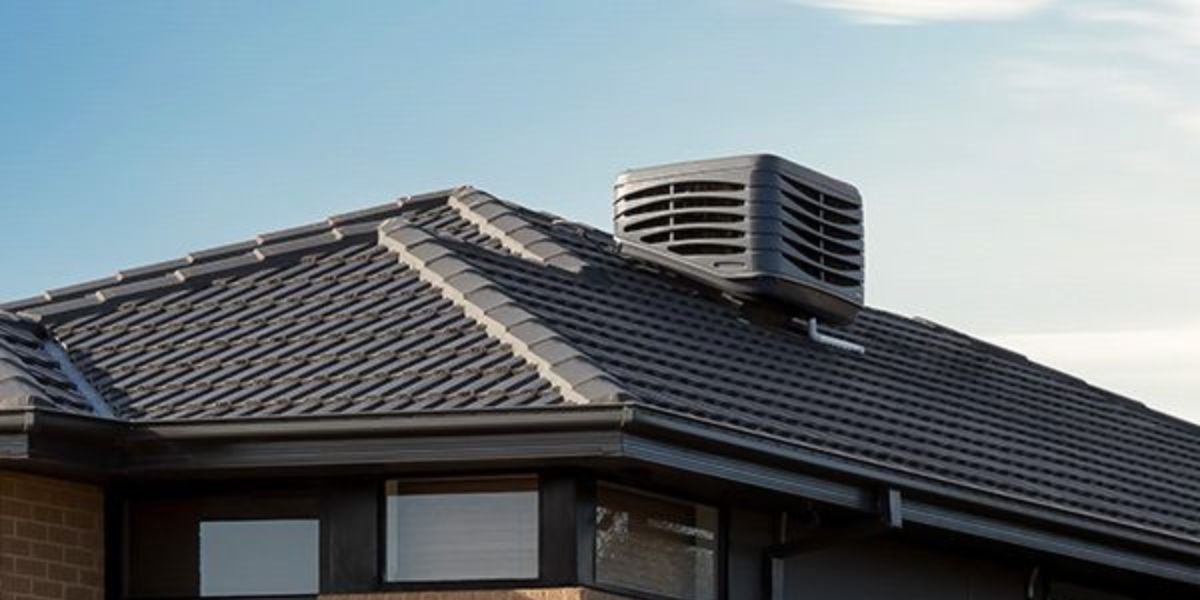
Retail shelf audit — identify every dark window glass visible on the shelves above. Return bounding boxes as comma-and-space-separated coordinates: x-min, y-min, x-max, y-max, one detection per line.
127, 493, 318, 599
199, 519, 319, 597
595, 484, 719, 600
1049, 582, 1134, 600
384, 477, 539, 582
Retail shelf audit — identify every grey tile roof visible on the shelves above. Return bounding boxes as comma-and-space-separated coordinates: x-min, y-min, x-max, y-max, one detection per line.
443, 206, 1200, 545
0, 311, 94, 413
3, 191, 563, 420
3, 185, 1199, 551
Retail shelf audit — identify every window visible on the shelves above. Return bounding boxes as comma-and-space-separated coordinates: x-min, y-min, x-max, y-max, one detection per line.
595, 484, 719, 600
1047, 581, 1133, 600
384, 477, 539, 582
126, 493, 319, 599
199, 519, 319, 597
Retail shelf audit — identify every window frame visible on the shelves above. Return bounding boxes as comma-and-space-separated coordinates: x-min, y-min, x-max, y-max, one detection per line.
123, 485, 322, 600
377, 474, 542, 587
375, 473, 554, 592
117, 473, 728, 600
590, 481, 727, 600
197, 517, 321, 598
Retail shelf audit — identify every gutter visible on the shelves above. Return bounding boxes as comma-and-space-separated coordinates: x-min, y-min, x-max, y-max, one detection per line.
624, 404, 1200, 560
124, 404, 634, 442
4, 404, 1199, 586
0, 408, 122, 439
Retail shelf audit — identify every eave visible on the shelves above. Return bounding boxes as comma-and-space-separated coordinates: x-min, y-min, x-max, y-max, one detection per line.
2, 404, 1198, 588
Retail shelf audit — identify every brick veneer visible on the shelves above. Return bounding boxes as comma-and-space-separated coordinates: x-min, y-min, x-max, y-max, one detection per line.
0, 471, 104, 600
323, 589, 632, 600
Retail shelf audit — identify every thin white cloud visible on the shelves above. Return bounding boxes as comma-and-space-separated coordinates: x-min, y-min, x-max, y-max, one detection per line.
1173, 108, 1200, 135
789, 0, 1055, 24
786, 0, 1200, 421
1002, 1, 1200, 141
990, 326, 1200, 425
1004, 61, 1176, 108
1069, 0, 1200, 46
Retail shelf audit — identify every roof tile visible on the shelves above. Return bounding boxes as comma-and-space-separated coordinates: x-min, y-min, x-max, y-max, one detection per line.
4, 187, 1198, 553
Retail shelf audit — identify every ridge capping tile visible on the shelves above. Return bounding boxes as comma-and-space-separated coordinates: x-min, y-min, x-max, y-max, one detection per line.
5, 188, 454, 324
447, 187, 587, 273
118, 258, 195, 281
378, 218, 628, 405
189, 240, 259, 262
254, 230, 344, 260
21, 295, 104, 321
45, 276, 122, 301
0, 377, 46, 409
400, 189, 456, 210
327, 201, 406, 227
256, 222, 331, 245
95, 274, 186, 304
0, 297, 47, 312
462, 287, 509, 312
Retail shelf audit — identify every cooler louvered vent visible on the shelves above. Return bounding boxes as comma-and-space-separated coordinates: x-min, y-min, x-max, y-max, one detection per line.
614, 154, 864, 324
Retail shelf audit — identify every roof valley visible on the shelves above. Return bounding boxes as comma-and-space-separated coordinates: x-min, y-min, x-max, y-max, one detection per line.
377, 217, 629, 406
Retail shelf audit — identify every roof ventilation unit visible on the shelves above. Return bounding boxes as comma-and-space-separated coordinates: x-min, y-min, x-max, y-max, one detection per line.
614, 154, 864, 325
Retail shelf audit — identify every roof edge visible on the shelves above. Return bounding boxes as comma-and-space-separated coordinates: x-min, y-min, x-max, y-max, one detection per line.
5, 402, 1199, 584
378, 217, 630, 406
622, 402, 1200, 560
0, 190, 458, 322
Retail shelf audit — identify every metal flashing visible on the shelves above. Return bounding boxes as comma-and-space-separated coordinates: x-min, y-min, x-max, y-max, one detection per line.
40, 337, 113, 417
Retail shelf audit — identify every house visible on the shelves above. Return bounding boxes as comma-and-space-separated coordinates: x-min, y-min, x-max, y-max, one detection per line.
1, 154, 1197, 600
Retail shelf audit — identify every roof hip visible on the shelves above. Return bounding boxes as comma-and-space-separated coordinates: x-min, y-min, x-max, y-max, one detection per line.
377, 217, 630, 406
446, 186, 589, 273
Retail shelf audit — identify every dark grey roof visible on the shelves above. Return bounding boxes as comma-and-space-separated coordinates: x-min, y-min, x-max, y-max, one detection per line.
0, 311, 95, 414
3, 186, 1199, 553
3, 192, 563, 420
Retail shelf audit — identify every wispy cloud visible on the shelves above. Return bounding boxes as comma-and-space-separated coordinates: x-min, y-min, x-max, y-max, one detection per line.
788, 0, 1055, 24
1068, 1, 1200, 46
1173, 108, 1200, 135
999, 1, 1200, 141
989, 325, 1200, 424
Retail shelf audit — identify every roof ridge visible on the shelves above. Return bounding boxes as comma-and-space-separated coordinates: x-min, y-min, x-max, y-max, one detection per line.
447, 186, 588, 273
378, 217, 629, 406
2, 190, 455, 323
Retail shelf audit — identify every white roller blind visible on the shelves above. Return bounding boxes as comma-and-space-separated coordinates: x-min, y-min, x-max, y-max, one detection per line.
199, 519, 319, 597
385, 478, 539, 581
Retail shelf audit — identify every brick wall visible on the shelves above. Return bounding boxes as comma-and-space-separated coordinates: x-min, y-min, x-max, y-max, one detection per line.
323, 588, 632, 600
0, 471, 104, 600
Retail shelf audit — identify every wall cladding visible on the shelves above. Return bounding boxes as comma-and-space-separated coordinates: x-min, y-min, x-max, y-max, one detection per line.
323, 588, 633, 600
784, 537, 1027, 600
0, 471, 104, 600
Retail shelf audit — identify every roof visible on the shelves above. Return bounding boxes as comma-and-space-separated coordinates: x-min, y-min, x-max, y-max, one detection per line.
3, 186, 1199, 562
0, 311, 95, 413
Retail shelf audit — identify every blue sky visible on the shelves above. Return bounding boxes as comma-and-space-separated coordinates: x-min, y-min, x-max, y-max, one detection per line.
1, 0, 1197, 422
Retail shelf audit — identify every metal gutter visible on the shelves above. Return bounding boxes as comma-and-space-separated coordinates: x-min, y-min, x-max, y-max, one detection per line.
620, 407, 1200, 586
904, 499, 1200, 585
125, 404, 634, 441
622, 403, 1200, 561
4, 403, 1200, 586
